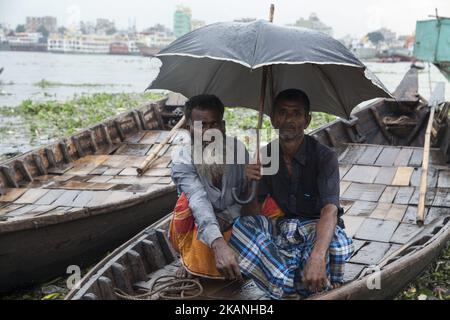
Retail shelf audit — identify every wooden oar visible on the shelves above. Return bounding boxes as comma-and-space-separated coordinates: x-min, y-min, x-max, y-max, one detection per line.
136, 116, 186, 176
416, 104, 436, 225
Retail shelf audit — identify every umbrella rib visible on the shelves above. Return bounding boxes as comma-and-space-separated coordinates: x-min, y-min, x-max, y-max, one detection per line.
314, 64, 350, 119
250, 21, 264, 69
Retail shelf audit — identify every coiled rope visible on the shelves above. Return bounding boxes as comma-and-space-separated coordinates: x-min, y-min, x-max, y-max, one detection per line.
114, 275, 204, 300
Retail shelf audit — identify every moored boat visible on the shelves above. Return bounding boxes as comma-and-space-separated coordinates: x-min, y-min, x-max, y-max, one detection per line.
0, 94, 187, 292
66, 66, 450, 300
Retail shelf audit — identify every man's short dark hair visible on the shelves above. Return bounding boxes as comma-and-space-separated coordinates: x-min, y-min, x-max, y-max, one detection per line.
273, 89, 310, 114
184, 94, 225, 121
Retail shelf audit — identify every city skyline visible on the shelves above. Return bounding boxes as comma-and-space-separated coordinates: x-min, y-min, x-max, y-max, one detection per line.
1, 0, 449, 39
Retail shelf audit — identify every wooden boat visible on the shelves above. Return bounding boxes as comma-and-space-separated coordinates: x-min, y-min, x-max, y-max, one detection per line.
67, 65, 450, 300
0, 94, 188, 293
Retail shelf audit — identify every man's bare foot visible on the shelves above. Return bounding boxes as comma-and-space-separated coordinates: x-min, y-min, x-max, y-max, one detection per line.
331, 283, 342, 289
176, 265, 194, 279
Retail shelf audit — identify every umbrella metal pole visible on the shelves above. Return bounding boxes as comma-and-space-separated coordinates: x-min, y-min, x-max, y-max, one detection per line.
232, 66, 268, 205
232, 4, 274, 205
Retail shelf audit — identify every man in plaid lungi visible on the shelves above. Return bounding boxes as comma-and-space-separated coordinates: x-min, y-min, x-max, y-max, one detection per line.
232, 89, 354, 299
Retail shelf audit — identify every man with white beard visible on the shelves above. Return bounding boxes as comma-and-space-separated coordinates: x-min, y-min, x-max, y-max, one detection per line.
169, 94, 249, 281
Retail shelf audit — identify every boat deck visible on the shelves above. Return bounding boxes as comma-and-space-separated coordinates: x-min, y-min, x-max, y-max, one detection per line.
0, 130, 182, 226
75, 142, 450, 300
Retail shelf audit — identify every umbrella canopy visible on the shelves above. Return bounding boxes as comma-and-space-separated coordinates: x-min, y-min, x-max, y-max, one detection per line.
148, 19, 392, 119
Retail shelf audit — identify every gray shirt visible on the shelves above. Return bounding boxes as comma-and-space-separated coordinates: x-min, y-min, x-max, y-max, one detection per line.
171, 135, 248, 247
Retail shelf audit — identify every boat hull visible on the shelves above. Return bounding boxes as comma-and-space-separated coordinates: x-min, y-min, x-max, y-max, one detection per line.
0, 189, 177, 293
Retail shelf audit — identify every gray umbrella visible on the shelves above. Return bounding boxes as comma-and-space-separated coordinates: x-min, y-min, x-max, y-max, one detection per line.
147, 18, 392, 204
147, 19, 392, 119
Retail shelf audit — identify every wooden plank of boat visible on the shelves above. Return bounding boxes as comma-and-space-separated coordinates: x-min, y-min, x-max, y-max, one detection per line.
0, 188, 27, 202
342, 165, 380, 184
393, 187, 415, 205
378, 186, 399, 203
394, 148, 414, 166
341, 183, 385, 202
354, 218, 399, 243
356, 145, 383, 165
349, 241, 391, 265
391, 167, 414, 186
345, 200, 377, 217
374, 167, 396, 185
375, 147, 401, 166
409, 149, 423, 167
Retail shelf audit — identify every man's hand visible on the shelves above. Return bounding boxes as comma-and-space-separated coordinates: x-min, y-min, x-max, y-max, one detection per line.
302, 252, 330, 292
245, 164, 262, 181
211, 237, 242, 281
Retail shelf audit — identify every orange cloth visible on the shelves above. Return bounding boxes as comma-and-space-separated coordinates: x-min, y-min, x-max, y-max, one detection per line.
168, 193, 284, 278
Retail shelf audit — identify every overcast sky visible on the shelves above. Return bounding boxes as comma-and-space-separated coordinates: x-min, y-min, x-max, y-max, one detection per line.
1, 0, 449, 38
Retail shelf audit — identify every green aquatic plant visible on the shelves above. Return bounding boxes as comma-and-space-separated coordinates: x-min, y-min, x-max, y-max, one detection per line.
34, 79, 132, 88
396, 244, 450, 300
0, 92, 165, 139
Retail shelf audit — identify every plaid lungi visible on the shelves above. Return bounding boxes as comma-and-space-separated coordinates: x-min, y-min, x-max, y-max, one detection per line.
229, 215, 354, 299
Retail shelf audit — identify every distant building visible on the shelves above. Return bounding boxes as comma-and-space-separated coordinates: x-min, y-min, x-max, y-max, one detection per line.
173, 5, 192, 38
191, 19, 205, 31
96, 18, 116, 35
291, 13, 333, 37
26, 16, 57, 33
144, 23, 172, 35
80, 21, 96, 35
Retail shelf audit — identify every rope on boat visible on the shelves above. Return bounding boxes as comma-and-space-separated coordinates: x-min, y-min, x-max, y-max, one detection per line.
113, 275, 204, 300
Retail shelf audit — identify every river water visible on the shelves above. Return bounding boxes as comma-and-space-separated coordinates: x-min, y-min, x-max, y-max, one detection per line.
0, 51, 449, 160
